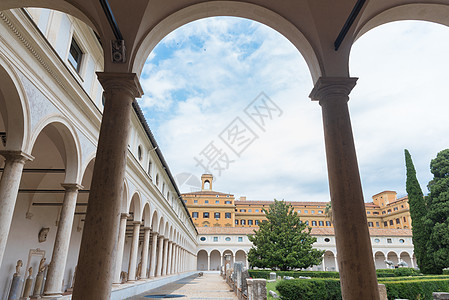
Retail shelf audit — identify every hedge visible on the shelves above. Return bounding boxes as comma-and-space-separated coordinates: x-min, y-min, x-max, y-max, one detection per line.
276, 278, 342, 300
249, 270, 339, 279
249, 268, 419, 280
275, 276, 449, 300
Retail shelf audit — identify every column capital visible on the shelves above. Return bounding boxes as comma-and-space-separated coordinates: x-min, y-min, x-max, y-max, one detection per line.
309, 77, 358, 104
143, 227, 151, 231
61, 183, 83, 191
120, 213, 130, 219
132, 221, 142, 226
0, 150, 34, 163
96, 72, 143, 98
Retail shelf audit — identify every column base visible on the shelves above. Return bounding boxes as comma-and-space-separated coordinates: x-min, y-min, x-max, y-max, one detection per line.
42, 293, 63, 298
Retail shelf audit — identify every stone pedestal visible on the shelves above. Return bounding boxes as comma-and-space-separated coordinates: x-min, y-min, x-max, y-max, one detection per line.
8, 275, 21, 300
269, 272, 276, 281
434, 292, 449, 300
247, 279, 267, 300
22, 276, 33, 299
33, 272, 44, 297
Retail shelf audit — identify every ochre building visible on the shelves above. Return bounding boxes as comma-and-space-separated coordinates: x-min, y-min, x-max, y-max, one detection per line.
183, 174, 412, 230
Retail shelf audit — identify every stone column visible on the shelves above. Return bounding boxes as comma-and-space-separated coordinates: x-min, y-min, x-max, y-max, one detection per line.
43, 183, 83, 296
322, 255, 326, 271
113, 213, 129, 284
128, 221, 141, 281
335, 255, 339, 271
166, 241, 173, 275
72, 73, 143, 300
309, 77, 379, 300
0, 151, 33, 266
140, 227, 151, 279
156, 236, 164, 276
149, 232, 158, 277
162, 238, 169, 276
174, 245, 179, 273
207, 254, 210, 271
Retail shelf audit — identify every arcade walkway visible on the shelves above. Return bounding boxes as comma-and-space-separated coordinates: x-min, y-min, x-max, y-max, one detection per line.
128, 273, 238, 300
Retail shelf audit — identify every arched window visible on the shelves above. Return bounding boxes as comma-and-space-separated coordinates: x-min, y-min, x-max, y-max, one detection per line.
148, 159, 152, 176
137, 145, 143, 161
155, 174, 159, 186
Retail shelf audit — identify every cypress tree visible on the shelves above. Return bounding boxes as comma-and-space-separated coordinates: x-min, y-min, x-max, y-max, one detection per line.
404, 149, 434, 273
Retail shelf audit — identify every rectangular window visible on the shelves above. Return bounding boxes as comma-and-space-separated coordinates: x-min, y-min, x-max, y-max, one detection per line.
403, 217, 407, 222
311, 210, 315, 214
312, 221, 317, 226
203, 212, 209, 218
389, 220, 394, 225
248, 209, 252, 212
192, 212, 198, 218
394, 207, 398, 211
396, 218, 400, 224
387, 238, 392, 243
305, 221, 309, 225
255, 209, 259, 212
214, 212, 220, 219
235, 220, 238, 225
326, 221, 331, 226
297, 210, 301, 213
368, 222, 373, 227
213, 237, 218, 242
319, 221, 324, 226
194, 200, 198, 204
384, 221, 388, 227
318, 210, 323, 214
240, 209, 246, 212
205, 200, 209, 204
225, 201, 231, 204
382, 211, 386, 215
304, 210, 308, 214
68, 38, 82, 72
248, 220, 253, 225
241, 220, 246, 225
255, 220, 259, 225
376, 222, 380, 227
367, 211, 371, 214
238, 237, 243, 242
387, 209, 392, 213
215, 200, 220, 204
225, 212, 231, 219
373, 212, 379, 215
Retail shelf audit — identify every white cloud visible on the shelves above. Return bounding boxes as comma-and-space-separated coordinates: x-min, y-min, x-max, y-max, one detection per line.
140, 18, 449, 203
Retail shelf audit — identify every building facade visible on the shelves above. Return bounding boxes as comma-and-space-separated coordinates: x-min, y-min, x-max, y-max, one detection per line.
184, 174, 412, 230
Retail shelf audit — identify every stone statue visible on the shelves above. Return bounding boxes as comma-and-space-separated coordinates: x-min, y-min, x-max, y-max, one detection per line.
28, 266, 33, 277
38, 257, 47, 273
38, 228, 50, 243
14, 260, 22, 276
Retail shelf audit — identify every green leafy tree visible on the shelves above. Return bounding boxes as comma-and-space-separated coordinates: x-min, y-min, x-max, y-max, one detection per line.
405, 149, 435, 273
247, 199, 324, 271
426, 149, 449, 274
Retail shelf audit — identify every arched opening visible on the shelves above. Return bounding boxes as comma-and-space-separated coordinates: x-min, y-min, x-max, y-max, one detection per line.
349, 20, 449, 198
387, 251, 399, 267
0, 120, 80, 290
197, 250, 208, 270
235, 250, 247, 268
323, 251, 337, 271
222, 249, 234, 269
210, 249, 221, 270
400, 252, 412, 268
374, 251, 387, 269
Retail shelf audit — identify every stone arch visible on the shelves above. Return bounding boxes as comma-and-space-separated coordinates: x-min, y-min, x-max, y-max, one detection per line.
151, 210, 160, 233
0, 55, 28, 152
323, 250, 337, 271
28, 118, 81, 183
222, 249, 234, 269
387, 251, 399, 266
210, 249, 221, 271
158, 217, 165, 237
128, 192, 142, 221
197, 249, 208, 270
142, 203, 151, 227
354, 3, 449, 43
0, 1, 102, 36
163, 221, 170, 237
374, 251, 387, 269
131, 1, 322, 82
235, 250, 247, 268
399, 251, 412, 268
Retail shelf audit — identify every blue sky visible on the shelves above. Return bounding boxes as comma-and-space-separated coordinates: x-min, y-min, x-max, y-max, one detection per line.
138, 17, 449, 202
